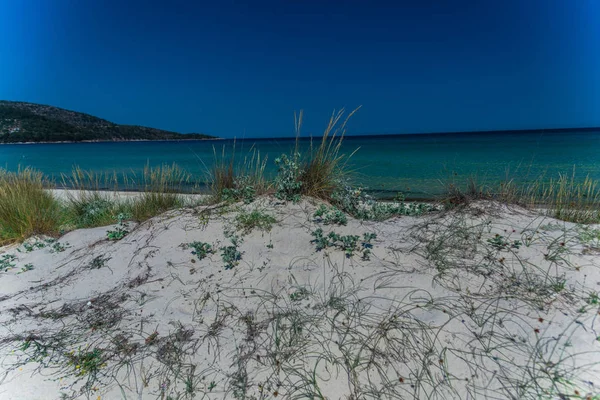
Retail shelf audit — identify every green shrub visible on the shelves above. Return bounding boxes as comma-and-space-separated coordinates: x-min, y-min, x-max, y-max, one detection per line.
221, 176, 257, 204
274, 153, 303, 202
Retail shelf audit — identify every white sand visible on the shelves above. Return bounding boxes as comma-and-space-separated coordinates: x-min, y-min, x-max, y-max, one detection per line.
49, 189, 207, 203
0, 198, 599, 399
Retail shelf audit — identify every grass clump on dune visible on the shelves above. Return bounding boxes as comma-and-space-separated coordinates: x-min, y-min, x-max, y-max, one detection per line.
63, 164, 191, 226
127, 164, 189, 221
234, 209, 277, 234
274, 108, 359, 203
209, 144, 269, 204
62, 167, 126, 228
441, 168, 600, 224
298, 108, 359, 200
0, 168, 63, 243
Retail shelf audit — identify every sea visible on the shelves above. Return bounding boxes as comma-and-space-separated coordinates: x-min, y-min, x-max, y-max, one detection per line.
1, 130, 599, 199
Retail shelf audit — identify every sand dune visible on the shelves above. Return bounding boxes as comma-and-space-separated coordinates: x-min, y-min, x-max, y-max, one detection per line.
1, 198, 599, 399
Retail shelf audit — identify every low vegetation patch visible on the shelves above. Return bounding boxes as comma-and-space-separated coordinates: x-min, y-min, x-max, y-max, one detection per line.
234, 209, 277, 234
487, 234, 522, 251
0, 253, 17, 272
220, 232, 243, 269
313, 204, 348, 225
209, 145, 268, 204
311, 228, 377, 259
106, 213, 130, 241
442, 170, 600, 224
332, 187, 437, 220
183, 241, 215, 260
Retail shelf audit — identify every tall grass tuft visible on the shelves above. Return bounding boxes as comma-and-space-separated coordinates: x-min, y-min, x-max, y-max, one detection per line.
298, 108, 360, 200
441, 168, 600, 224
537, 171, 600, 223
209, 144, 236, 199
127, 164, 189, 221
208, 143, 269, 203
0, 168, 62, 243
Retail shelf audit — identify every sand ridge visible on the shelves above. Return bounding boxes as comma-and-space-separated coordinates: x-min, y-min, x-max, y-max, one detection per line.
0, 198, 599, 399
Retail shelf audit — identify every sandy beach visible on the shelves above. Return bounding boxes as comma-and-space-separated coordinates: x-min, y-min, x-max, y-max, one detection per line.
48, 189, 207, 203
1, 196, 599, 399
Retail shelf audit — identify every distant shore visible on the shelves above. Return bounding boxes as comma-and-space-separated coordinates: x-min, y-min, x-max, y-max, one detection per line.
0, 137, 222, 145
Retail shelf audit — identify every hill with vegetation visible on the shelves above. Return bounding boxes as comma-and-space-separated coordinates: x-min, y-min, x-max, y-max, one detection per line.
0, 101, 215, 143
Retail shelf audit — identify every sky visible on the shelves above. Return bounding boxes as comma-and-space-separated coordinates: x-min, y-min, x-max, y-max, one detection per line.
0, 0, 599, 138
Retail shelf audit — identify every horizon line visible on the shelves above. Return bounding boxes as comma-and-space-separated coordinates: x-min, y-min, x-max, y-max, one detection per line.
227, 126, 600, 141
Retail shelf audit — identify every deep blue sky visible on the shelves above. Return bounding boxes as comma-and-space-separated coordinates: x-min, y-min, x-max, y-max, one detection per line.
1, 0, 598, 138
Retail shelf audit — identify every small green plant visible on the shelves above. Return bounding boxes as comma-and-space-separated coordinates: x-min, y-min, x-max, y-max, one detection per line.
235, 209, 277, 234
310, 228, 330, 251
67, 347, 105, 377
544, 241, 569, 261
313, 204, 348, 225
18, 239, 49, 253
221, 234, 242, 269
185, 241, 214, 260
587, 291, 599, 305
289, 287, 310, 302
88, 255, 110, 269
17, 263, 34, 274
274, 153, 303, 202
487, 234, 521, 251
336, 233, 360, 257
551, 275, 567, 293
361, 232, 377, 260
578, 226, 600, 248
49, 241, 70, 253
0, 254, 17, 272
19, 337, 49, 362
106, 213, 130, 241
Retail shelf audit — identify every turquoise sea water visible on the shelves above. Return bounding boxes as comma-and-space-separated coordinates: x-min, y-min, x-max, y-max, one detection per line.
1, 131, 599, 198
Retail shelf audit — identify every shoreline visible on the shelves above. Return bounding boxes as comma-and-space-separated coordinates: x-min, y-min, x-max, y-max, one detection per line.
48, 188, 208, 202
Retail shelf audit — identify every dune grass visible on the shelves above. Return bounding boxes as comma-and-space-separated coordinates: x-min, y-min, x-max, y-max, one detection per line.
0, 168, 63, 243
209, 143, 269, 203
2, 110, 600, 246
0, 165, 203, 244
298, 108, 360, 199
61, 164, 193, 225
61, 167, 125, 227
126, 164, 189, 221
441, 169, 600, 224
